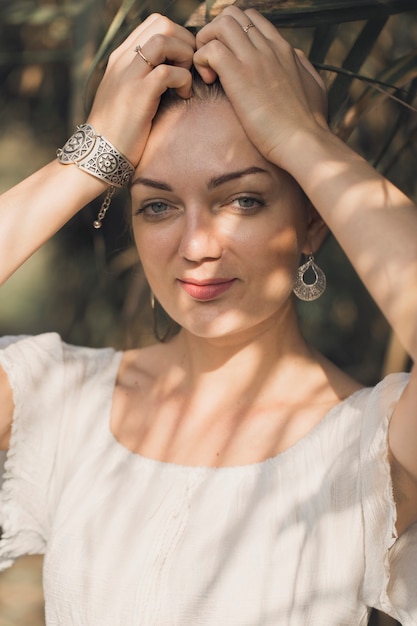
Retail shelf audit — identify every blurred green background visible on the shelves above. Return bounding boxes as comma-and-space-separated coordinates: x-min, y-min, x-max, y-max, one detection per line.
0, 1, 416, 625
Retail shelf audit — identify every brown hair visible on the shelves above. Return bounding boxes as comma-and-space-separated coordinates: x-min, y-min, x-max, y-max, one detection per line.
156, 67, 226, 117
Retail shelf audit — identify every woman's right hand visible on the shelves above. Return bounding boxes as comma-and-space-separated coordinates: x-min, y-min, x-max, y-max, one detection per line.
87, 13, 196, 166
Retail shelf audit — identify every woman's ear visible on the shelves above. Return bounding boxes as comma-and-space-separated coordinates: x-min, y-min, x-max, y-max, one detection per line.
302, 203, 328, 254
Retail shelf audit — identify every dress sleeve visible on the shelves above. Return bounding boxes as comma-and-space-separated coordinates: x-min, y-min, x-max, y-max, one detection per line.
360, 372, 417, 625
0, 333, 67, 571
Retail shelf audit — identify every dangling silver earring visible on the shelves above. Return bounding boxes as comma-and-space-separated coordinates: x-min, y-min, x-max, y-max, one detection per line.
293, 254, 326, 301
150, 291, 171, 343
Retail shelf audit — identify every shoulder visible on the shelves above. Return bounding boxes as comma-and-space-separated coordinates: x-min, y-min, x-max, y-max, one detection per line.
360, 372, 409, 435
0, 332, 120, 412
311, 352, 409, 421
0, 332, 118, 389
0, 332, 122, 448
331, 372, 409, 446
0, 331, 115, 360
307, 365, 407, 462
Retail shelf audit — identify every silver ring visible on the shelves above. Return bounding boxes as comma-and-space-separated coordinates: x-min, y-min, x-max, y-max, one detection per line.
242, 22, 254, 33
134, 44, 155, 68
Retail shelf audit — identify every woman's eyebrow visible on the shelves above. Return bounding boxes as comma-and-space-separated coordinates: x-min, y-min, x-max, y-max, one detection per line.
207, 167, 270, 189
131, 177, 173, 191
131, 167, 270, 192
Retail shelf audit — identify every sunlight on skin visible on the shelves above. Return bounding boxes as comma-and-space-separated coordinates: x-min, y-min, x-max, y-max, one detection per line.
292, 139, 417, 363
110, 99, 356, 468
131, 100, 320, 342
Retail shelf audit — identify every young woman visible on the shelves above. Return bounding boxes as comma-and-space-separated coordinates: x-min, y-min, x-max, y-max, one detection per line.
0, 6, 416, 625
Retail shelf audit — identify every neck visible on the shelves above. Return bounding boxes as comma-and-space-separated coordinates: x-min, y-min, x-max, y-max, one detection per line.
167, 304, 316, 403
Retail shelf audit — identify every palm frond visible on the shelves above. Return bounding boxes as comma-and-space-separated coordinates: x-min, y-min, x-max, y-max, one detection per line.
337, 48, 417, 138
374, 78, 417, 168
185, 0, 417, 27
326, 18, 388, 124
309, 23, 339, 64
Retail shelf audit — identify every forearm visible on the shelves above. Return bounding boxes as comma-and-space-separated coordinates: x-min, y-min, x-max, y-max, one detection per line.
0, 160, 107, 285
0, 15, 197, 288
284, 128, 417, 362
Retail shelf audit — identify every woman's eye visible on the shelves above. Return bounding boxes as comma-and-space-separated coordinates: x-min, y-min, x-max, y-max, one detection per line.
148, 202, 169, 213
135, 201, 173, 218
230, 196, 263, 212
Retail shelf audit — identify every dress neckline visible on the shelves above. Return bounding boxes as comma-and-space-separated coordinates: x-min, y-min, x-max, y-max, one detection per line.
103, 349, 369, 474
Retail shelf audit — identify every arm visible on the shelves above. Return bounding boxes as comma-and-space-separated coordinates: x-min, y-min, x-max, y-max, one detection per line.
0, 13, 195, 449
194, 6, 417, 533
0, 14, 195, 286
276, 118, 417, 535
0, 162, 107, 284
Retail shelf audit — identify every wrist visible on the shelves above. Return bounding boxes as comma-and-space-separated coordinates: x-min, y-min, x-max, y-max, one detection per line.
86, 115, 145, 167
272, 124, 360, 187
57, 123, 135, 188
269, 124, 331, 172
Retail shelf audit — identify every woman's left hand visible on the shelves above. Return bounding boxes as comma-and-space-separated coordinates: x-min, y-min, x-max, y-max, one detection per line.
194, 6, 328, 169
197, 8, 417, 538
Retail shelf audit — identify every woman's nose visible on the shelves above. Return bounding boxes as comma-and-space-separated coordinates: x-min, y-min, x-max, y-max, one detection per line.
178, 210, 223, 263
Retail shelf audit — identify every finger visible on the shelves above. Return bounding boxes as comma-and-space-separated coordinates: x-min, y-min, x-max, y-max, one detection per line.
110, 14, 163, 58
146, 64, 193, 100
294, 49, 327, 94
196, 7, 259, 50
193, 40, 237, 84
112, 13, 195, 61
199, 7, 327, 115
243, 8, 285, 41
135, 34, 195, 71
294, 52, 328, 124
194, 8, 263, 83
242, 10, 328, 119
242, 7, 326, 103
137, 21, 196, 56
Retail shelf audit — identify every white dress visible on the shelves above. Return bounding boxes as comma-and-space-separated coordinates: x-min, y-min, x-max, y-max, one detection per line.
0, 333, 416, 626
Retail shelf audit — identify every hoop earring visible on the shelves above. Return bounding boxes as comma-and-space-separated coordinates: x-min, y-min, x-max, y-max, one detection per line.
292, 255, 326, 301
150, 292, 171, 343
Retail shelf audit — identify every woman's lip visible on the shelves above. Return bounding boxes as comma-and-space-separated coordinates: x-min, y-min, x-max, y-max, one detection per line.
178, 279, 236, 301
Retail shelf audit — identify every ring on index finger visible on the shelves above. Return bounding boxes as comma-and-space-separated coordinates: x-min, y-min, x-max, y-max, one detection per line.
242, 22, 255, 33
134, 44, 155, 68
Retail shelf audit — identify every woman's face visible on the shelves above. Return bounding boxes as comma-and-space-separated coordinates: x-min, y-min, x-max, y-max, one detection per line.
131, 100, 312, 341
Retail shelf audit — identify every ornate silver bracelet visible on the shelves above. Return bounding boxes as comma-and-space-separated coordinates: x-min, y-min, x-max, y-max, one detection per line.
57, 123, 134, 188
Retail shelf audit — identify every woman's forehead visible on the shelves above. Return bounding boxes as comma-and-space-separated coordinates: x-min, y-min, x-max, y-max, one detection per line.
139, 101, 273, 175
